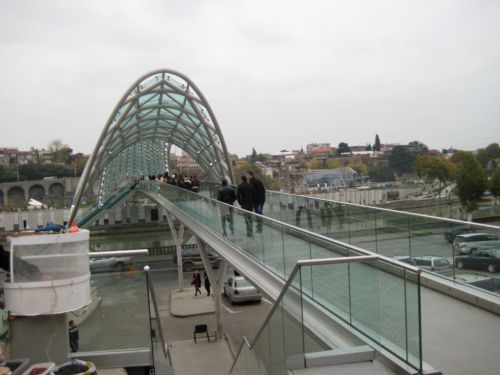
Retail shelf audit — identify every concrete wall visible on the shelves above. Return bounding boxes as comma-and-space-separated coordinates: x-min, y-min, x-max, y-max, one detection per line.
10, 314, 68, 364
0, 209, 72, 231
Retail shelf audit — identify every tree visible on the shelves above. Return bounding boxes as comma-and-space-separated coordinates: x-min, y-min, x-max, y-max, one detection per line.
336, 142, 351, 156
250, 147, 257, 163
450, 150, 471, 164
350, 162, 368, 176
365, 143, 372, 151
48, 139, 73, 164
407, 140, 428, 154
326, 159, 342, 169
490, 167, 500, 202
415, 155, 455, 196
373, 134, 381, 151
388, 146, 415, 176
308, 160, 324, 169
368, 165, 395, 182
476, 143, 500, 173
454, 153, 487, 221
0, 165, 18, 182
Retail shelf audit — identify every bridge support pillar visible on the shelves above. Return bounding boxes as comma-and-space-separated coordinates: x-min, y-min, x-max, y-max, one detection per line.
195, 236, 224, 341
166, 211, 185, 291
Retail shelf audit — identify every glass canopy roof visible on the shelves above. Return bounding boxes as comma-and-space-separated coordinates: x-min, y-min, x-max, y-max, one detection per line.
69, 69, 233, 221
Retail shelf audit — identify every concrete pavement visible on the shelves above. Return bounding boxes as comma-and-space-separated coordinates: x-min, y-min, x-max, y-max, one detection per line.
152, 272, 236, 375
170, 288, 215, 316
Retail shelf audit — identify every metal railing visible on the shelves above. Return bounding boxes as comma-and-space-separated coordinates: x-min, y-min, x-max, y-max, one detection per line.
201, 181, 500, 296
142, 182, 423, 372
230, 255, 422, 374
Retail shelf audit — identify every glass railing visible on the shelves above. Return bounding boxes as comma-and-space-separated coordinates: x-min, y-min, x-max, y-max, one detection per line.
231, 256, 422, 374
68, 248, 172, 371
201, 182, 500, 296
144, 182, 423, 370
77, 187, 134, 227
72, 269, 151, 354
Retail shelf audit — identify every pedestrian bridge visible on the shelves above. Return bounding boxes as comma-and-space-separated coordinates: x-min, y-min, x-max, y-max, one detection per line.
67, 70, 500, 375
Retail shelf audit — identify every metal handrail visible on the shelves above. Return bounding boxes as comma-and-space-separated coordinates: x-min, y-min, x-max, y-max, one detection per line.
146, 268, 172, 366
150, 182, 421, 273
202, 180, 500, 231
88, 249, 149, 257
230, 337, 252, 373
230, 255, 381, 373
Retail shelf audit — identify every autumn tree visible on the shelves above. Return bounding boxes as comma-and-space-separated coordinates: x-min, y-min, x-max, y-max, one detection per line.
415, 155, 455, 197
350, 162, 368, 176
326, 159, 342, 169
454, 153, 487, 221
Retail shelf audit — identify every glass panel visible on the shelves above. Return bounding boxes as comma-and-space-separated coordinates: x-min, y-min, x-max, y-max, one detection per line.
230, 343, 259, 375
348, 205, 377, 252
268, 301, 286, 374
77, 270, 150, 353
405, 270, 422, 369
350, 261, 413, 364
374, 210, 410, 258
282, 276, 305, 371
252, 323, 271, 373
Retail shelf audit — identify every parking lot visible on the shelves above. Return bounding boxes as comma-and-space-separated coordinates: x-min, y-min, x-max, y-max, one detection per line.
149, 266, 273, 348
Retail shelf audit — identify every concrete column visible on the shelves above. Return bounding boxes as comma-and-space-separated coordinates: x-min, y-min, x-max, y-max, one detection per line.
166, 211, 185, 291
195, 236, 224, 340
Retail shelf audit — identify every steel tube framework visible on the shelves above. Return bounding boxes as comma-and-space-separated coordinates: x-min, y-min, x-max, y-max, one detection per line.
68, 69, 233, 225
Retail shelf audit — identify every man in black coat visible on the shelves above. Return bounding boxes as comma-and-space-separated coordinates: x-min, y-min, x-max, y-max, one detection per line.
248, 171, 266, 232
217, 179, 237, 236
237, 175, 256, 236
69, 320, 79, 352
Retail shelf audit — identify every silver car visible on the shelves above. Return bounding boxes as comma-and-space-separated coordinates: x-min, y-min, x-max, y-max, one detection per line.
453, 233, 499, 255
89, 256, 133, 271
393, 255, 453, 276
223, 276, 262, 304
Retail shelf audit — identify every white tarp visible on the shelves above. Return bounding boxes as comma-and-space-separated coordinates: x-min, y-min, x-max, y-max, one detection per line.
28, 199, 46, 209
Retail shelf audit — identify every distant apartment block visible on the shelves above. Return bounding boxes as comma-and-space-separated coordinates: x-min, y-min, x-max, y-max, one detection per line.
0, 147, 56, 166
175, 152, 203, 176
306, 142, 330, 154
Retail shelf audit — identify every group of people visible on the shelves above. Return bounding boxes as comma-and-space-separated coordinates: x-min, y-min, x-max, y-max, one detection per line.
149, 172, 201, 192
217, 171, 266, 237
134, 173, 201, 192
191, 270, 211, 296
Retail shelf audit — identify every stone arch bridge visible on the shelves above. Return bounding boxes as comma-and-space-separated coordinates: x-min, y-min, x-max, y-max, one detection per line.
0, 177, 81, 209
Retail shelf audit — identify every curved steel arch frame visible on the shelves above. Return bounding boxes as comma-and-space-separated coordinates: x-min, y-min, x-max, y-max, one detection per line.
68, 69, 233, 224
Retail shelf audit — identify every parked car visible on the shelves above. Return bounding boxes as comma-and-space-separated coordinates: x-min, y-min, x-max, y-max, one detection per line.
223, 276, 262, 304
455, 249, 500, 273
453, 233, 499, 255
444, 227, 477, 243
393, 255, 453, 276
89, 256, 133, 271
173, 247, 221, 272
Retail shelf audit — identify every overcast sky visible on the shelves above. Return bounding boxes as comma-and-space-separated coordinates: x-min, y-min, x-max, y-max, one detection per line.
0, 0, 499, 157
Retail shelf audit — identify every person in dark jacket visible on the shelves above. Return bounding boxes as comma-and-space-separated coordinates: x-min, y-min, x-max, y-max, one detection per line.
217, 179, 237, 236
247, 171, 266, 232
204, 272, 211, 296
69, 320, 79, 352
0, 245, 10, 272
192, 270, 202, 296
237, 175, 256, 236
